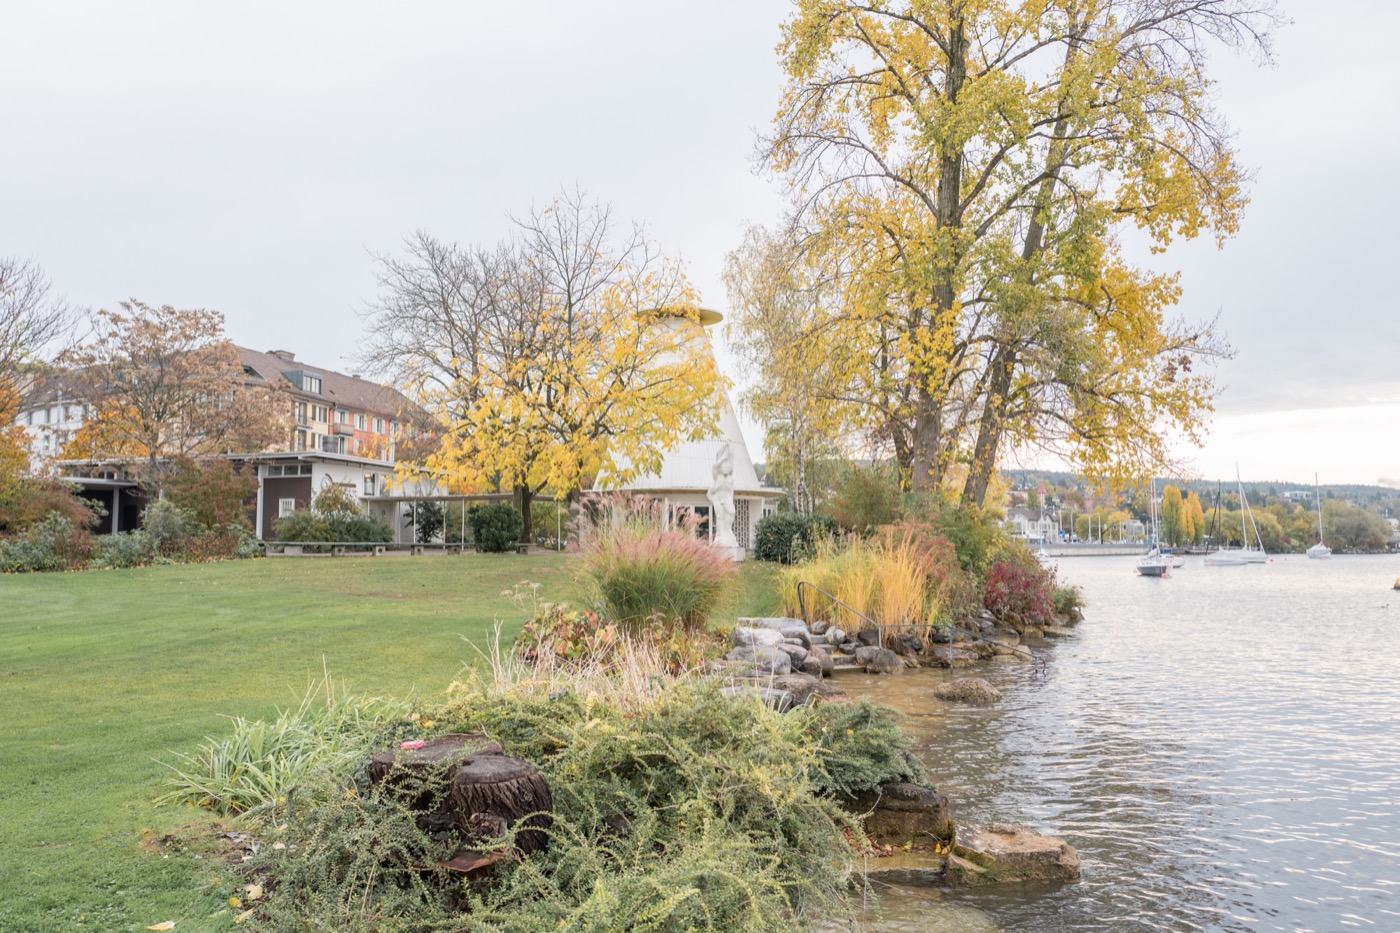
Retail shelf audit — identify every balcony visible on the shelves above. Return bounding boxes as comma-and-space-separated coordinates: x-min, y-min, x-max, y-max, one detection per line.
332, 422, 355, 437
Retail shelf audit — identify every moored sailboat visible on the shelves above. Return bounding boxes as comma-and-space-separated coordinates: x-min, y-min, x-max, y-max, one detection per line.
1307, 474, 1332, 559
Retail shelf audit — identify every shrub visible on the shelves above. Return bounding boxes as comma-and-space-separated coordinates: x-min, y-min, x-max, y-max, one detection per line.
403, 500, 445, 543
468, 502, 524, 553
1053, 584, 1084, 618
164, 457, 257, 530
141, 498, 198, 558
530, 498, 569, 549
824, 462, 900, 534
753, 511, 837, 563
514, 604, 618, 665
93, 530, 157, 568
982, 557, 1056, 627
804, 698, 926, 796
241, 655, 864, 931
0, 511, 94, 573
580, 500, 737, 634
273, 485, 393, 548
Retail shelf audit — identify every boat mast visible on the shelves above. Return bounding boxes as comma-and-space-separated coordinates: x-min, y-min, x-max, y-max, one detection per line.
1315, 473, 1325, 547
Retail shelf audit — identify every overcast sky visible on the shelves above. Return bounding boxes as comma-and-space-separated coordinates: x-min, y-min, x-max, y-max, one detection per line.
4, 1, 1396, 487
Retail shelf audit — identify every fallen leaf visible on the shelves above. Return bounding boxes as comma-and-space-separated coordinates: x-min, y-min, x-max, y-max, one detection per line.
243, 883, 264, 901
147, 924, 176, 932
235, 908, 256, 924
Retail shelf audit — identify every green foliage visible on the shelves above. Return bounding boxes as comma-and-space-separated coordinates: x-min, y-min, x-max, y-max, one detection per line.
904, 494, 1014, 576
823, 463, 901, 534
530, 498, 569, 549
0, 511, 94, 573
142, 498, 198, 556
1053, 584, 1084, 618
157, 680, 414, 819
93, 530, 158, 569
468, 502, 524, 553
0, 475, 97, 536
803, 698, 925, 797
753, 511, 838, 564
248, 673, 865, 931
514, 604, 617, 665
274, 485, 393, 547
404, 500, 446, 543
1322, 500, 1394, 551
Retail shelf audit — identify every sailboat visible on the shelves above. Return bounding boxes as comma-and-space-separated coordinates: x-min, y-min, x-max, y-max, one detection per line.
1204, 468, 1267, 566
1307, 474, 1332, 559
1137, 480, 1171, 577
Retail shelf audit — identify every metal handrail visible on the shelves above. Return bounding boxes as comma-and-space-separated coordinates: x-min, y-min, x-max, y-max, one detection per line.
943, 623, 1046, 674
796, 580, 883, 644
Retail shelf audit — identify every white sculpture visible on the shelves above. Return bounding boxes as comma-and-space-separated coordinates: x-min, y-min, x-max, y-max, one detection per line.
707, 443, 739, 549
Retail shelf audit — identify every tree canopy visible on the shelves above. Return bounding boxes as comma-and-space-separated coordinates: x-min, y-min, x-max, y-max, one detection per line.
744, 0, 1276, 504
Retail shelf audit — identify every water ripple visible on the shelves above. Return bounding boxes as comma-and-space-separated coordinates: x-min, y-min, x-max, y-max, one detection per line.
851, 554, 1400, 932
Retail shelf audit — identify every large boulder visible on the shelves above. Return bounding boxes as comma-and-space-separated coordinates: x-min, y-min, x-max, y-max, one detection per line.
933, 677, 1003, 705
731, 626, 785, 648
724, 644, 791, 675
807, 646, 835, 675
826, 626, 846, 647
844, 781, 951, 845
855, 645, 903, 674
737, 617, 813, 648
763, 672, 848, 705
810, 619, 830, 636
891, 633, 926, 656
855, 629, 881, 647
947, 822, 1081, 886
775, 642, 809, 666
931, 647, 982, 669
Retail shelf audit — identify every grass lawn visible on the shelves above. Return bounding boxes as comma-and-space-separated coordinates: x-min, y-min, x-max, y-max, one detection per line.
0, 553, 780, 932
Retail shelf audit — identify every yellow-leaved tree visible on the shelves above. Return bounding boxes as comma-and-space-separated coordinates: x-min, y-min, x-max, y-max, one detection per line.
758, 0, 1277, 503
362, 191, 721, 543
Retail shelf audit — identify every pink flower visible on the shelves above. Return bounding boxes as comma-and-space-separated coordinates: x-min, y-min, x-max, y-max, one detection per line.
399, 739, 426, 750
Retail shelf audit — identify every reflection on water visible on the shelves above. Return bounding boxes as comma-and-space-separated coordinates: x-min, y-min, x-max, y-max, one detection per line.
845, 554, 1400, 932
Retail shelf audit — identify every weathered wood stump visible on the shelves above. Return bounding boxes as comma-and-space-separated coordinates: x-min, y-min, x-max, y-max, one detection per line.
367, 731, 553, 867
449, 752, 553, 855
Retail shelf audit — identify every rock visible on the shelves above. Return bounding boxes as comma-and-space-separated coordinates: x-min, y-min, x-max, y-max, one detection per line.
931, 647, 981, 668
779, 626, 812, 648
973, 608, 997, 626
799, 656, 824, 678
724, 645, 791, 675
810, 619, 830, 636
933, 677, 1003, 705
702, 658, 763, 676
1041, 625, 1074, 639
826, 627, 846, 646
774, 642, 809, 666
855, 629, 881, 647
856, 646, 902, 674
892, 633, 925, 656
731, 626, 784, 648
807, 646, 834, 675
738, 616, 809, 633
720, 684, 796, 713
764, 672, 848, 704
844, 782, 952, 845
948, 822, 1081, 886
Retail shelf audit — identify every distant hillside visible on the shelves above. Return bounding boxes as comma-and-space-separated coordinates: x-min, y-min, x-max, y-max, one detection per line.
1002, 469, 1398, 504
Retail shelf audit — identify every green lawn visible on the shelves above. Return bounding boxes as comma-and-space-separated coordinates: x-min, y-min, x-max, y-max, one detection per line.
0, 554, 780, 932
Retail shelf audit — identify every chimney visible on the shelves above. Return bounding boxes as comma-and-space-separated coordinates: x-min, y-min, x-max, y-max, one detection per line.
269, 349, 296, 362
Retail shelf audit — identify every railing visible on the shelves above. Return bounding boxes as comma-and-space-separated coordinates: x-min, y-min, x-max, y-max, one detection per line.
796, 580, 883, 643
264, 540, 471, 556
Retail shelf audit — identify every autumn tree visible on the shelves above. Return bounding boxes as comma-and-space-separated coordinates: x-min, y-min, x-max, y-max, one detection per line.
62, 302, 288, 484
363, 190, 721, 542
1159, 484, 1185, 546
723, 224, 856, 513
760, 0, 1275, 504
1184, 491, 1206, 546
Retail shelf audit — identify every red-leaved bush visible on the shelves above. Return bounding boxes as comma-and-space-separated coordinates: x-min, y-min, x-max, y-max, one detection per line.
982, 558, 1056, 627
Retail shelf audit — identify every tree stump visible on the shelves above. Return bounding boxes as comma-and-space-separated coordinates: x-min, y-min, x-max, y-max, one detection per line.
368, 732, 503, 819
449, 753, 553, 855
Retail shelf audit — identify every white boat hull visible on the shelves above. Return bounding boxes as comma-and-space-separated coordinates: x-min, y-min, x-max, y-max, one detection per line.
1306, 544, 1332, 559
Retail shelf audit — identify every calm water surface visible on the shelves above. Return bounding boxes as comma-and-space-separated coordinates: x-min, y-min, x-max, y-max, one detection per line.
847, 554, 1400, 932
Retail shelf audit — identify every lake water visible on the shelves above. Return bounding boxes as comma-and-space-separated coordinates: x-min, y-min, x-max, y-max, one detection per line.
843, 553, 1400, 932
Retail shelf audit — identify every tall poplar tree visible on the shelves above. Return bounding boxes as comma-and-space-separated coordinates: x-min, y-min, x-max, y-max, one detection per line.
760, 0, 1277, 503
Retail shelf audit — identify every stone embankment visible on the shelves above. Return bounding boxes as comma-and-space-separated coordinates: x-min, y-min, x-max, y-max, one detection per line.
710, 612, 1082, 889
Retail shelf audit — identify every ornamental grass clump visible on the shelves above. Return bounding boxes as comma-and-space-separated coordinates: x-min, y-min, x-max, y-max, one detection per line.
579, 497, 737, 634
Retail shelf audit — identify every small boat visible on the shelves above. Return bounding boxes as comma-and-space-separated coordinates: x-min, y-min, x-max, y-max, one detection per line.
1204, 468, 1268, 566
1307, 473, 1331, 560
1137, 480, 1171, 577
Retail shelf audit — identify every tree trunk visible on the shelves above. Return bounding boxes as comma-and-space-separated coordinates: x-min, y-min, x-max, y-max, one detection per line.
514, 483, 533, 548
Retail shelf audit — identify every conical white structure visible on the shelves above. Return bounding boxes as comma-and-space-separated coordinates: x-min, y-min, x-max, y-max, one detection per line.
593, 309, 781, 556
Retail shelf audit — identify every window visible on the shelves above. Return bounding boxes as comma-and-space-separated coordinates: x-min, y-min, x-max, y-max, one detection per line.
373, 417, 384, 433
355, 413, 366, 430
303, 375, 321, 394
278, 498, 296, 517
294, 401, 308, 424
321, 435, 346, 454
363, 473, 377, 496
336, 409, 349, 424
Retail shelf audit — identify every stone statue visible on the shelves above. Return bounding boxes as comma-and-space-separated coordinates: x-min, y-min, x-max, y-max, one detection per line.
707, 443, 739, 549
